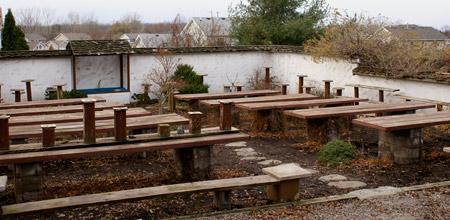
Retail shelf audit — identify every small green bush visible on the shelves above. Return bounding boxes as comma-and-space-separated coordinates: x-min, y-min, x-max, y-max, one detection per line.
131, 93, 156, 105
173, 64, 209, 94
45, 89, 88, 100
317, 139, 357, 168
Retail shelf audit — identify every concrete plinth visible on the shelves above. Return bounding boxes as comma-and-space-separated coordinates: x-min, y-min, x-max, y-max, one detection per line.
213, 190, 232, 210
14, 162, 43, 202
174, 146, 212, 181
378, 128, 423, 164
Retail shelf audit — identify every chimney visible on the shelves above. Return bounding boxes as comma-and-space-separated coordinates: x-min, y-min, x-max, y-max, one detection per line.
0, 8, 3, 28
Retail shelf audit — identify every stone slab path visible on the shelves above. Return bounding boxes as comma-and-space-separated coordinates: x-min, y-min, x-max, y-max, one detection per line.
226, 141, 283, 166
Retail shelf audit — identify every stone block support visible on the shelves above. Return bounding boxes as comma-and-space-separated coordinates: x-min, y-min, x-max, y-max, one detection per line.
253, 109, 286, 133
306, 118, 340, 144
82, 99, 96, 144
158, 124, 171, 137
378, 128, 423, 164
188, 100, 200, 112
214, 190, 232, 210
188, 111, 203, 134
174, 146, 213, 181
219, 101, 232, 130
41, 124, 56, 147
14, 162, 43, 203
114, 107, 127, 142
297, 75, 308, 94
0, 115, 10, 150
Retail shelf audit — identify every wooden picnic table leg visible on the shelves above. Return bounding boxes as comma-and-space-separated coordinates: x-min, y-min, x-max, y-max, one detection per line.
354, 87, 360, 105
265, 67, 271, 88
375, 90, 385, 117
297, 75, 307, 94
219, 101, 232, 130
323, 80, 333, 99
83, 99, 96, 144
56, 85, 64, 100
41, 124, 56, 147
21, 80, 34, 101
0, 115, 10, 150
114, 107, 128, 142
171, 91, 179, 112
14, 162, 43, 203
305, 87, 312, 94
281, 84, 288, 95
378, 128, 423, 164
13, 91, 22, 102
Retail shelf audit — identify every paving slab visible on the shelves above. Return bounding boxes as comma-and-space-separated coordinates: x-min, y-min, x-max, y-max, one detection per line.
444, 147, 450, 153
318, 174, 347, 182
348, 186, 403, 200
240, 156, 267, 161
328, 181, 367, 189
0, 175, 7, 191
258, 159, 282, 166
262, 163, 312, 181
237, 151, 258, 157
226, 141, 247, 147
234, 148, 255, 152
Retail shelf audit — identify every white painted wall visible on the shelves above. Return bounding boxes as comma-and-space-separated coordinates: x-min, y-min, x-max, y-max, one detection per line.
76, 55, 121, 89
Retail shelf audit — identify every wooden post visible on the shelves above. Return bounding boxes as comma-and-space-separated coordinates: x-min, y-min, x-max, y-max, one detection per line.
281, 84, 289, 95
333, 87, 345, 97
158, 124, 171, 137
41, 124, 56, 147
297, 75, 308, 94
113, 107, 127, 142
303, 86, 314, 94
10, 89, 24, 102
172, 91, 179, 112
53, 84, 65, 100
437, 104, 443, 112
379, 90, 384, 102
235, 84, 244, 92
264, 67, 271, 88
354, 87, 360, 105
21, 79, 34, 101
168, 91, 174, 112
72, 55, 77, 90
188, 111, 203, 134
219, 101, 232, 130
82, 99, 96, 144
0, 115, 10, 150
323, 80, 333, 98
0, 83, 3, 102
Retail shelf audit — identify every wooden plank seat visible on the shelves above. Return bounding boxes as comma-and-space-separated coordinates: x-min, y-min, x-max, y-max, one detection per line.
284, 102, 435, 144
353, 111, 450, 164
0, 97, 106, 110
0, 102, 123, 117
8, 113, 189, 140
1, 163, 312, 215
174, 90, 280, 111
199, 94, 318, 107
392, 94, 450, 112
8, 108, 151, 126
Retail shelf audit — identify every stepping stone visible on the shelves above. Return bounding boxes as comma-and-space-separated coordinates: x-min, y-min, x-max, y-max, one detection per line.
328, 181, 367, 189
348, 186, 402, 200
318, 174, 347, 182
444, 147, 450, 153
263, 163, 313, 180
258, 159, 282, 166
237, 151, 258, 157
234, 148, 255, 153
226, 141, 247, 147
0, 176, 7, 192
240, 156, 267, 161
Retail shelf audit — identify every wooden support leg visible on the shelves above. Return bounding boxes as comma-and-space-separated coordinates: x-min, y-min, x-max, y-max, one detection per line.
14, 162, 43, 203
14, 91, 21, 102
267, 179, 300, 202
189, 111, 203, 134
354, 87, 360, 105
82, 99, 96, 144
219, 101, 232, 130
253, 109, 285, 133
168, 92, 174, 112
437, 104, 443, 112
281, 85, 288, 95
265, 67, 271, 89
24, 82, 33, 101
378, 128, 423, 164
174, 146, 212, 181
323, 80, 332, 99
41, 124, 56, 147
114, 107, 127, 142
172, 91, 179, 111
0, 115, 10, 150
336, 89, 343, 96
158, 124, 171, 137
305, 88, 312, 94
56, 86, 63, 100
214, 190, 232, 210
253, 110, 271, 133
297, 75, 306, 94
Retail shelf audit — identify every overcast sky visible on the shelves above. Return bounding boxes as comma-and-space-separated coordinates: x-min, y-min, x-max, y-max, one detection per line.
2, 0, 449, 30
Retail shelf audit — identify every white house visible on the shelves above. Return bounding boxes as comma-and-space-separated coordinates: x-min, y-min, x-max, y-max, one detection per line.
119, 33, 144, 45
46, 33, 92, 50
383, 24, 450, 49
25, 33, 47, 50
181, 17, 232, 46
132, 33, 171, 48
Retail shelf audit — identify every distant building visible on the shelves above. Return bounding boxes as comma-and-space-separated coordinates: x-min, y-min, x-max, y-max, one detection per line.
25, 33, 47, 50
119, 33, 144, 45
132, 34, 171, 48
181, 17, 233, 46
46, 33, 92, 50
383, 24, 450, 49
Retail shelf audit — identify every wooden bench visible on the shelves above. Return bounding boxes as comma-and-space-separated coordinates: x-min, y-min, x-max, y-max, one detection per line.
0, 102, 123, 117
174, 90, 280, 111
346, 84, 400, 103
353, 111, 450, 164
284, 102, 435, 143
393, 94, 450, 112
199, 94, 318, 107
8, 108, 151, 126
0, 175, 6, 192
0, 97, 106, 110
1, 163, 312, 215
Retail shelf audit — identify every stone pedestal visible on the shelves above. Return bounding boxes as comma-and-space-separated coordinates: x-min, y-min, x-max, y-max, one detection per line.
378, 128, 423, 164
174, 146, 212, 181
253, 109, 286, 133
14, 162, 43, 202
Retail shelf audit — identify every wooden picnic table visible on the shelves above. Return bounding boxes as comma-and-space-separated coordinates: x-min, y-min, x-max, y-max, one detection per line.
8, 113, 189, 140
174, 90, 280, 111
346, 84, 399, 103
0, 102, 123, 117
284, 102, 435, 144
352, 111, 450, 164
8, 108, 151, 126
199, 94, 318, 107
0, 97, 106, 110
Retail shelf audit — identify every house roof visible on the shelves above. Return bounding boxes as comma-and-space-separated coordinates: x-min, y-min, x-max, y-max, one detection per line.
191, 17, 232, 36
67, 40, 132, 56
134, 34, 171, 48
58, 33, 92, 40
385, 25, 450, 40
120, 33, 145, 40
27, 42, 43, 50
25, 33, 46, 41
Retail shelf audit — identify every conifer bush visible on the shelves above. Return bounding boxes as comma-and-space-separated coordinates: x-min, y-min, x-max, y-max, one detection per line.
173, 64, 209, 94
317, 139, 357, 168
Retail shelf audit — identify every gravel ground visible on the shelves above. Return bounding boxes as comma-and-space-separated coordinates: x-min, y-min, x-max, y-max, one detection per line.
197, 186, 450, 220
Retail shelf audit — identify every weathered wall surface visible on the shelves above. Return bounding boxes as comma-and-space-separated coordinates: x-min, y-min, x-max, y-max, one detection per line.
75, 55, 121, 89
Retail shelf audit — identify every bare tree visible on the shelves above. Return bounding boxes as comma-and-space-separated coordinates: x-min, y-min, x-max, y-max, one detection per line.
41, 7, 56, 37
15, 7, 42, 33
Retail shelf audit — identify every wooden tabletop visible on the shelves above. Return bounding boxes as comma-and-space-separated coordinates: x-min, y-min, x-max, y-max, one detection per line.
200, 94, 318, 107
174, 90, 280, 101
21, 79, 35, 82
235, 97, 369, 111
0, 97, 106, 110
345, 84, 400, 92
10, 89, 24, 92
284, 102, 435, 120
0, 102, 123, 117
8, 113, 189, 139
8, 108, 151, 126
352, 111, 450, 131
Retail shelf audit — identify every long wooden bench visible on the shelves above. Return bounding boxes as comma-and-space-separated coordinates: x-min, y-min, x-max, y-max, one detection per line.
284, 102, 435, 143
174, 90, 280, 111
0, 97, 106, 110
8, 108, 151, 126
199, 94, 318, 107
0, 102, 124, 117
345, 84, 399, 103
1, 163, 312, 215
393, 94, 450, 112
8, 113, 189, 140
353, 111, 450, 164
